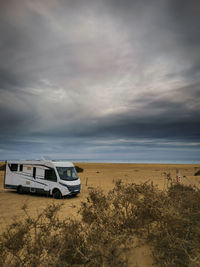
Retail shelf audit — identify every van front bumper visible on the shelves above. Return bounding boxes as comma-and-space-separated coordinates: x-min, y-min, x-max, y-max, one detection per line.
59, 183, 81, 194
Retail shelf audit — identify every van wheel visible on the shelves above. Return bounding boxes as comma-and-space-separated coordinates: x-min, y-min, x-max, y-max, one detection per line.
53, 189, 62, 199
17, 186, 23, 194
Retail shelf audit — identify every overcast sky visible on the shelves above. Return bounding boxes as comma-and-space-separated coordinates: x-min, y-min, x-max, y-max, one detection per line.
0, 0, 200, 162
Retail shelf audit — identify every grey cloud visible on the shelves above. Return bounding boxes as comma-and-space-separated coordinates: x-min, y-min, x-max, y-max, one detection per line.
0, 0, 200, 161
169, 0, 200, 44
0, 69, 24, 90
167, 0, 200, 72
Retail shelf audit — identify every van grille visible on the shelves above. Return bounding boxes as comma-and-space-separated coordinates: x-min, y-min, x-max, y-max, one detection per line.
67, 184, 81, 192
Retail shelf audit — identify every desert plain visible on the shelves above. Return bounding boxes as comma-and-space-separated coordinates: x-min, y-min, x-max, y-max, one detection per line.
0, 162, 200, 266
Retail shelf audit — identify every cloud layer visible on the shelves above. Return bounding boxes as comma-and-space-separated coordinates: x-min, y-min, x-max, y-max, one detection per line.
0, 0, 200, 161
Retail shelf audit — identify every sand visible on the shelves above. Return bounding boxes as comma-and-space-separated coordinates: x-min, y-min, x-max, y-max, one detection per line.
0, 162, 200, 266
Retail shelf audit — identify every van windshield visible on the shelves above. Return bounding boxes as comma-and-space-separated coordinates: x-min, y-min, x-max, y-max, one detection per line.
56, 167, 78, 181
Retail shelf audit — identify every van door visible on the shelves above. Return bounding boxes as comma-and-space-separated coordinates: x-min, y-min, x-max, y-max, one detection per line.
30, 167, 36, 193
33, 167, 48, 194
23, 165, 35, 192
43, 168, 57, 193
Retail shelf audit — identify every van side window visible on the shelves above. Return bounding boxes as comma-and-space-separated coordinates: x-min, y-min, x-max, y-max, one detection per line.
20, 165, 23, 172
10, 164, 18, 172
45, 169, 57, 182
33, 167, 36, 179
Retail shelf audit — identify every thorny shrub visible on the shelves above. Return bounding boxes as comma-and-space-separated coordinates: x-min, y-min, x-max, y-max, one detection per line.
75, 166, 84, 173
194, 169, 200, 176
0, 181, 200, 266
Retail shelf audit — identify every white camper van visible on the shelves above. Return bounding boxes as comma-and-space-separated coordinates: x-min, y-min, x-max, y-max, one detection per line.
4, 160, 81, 198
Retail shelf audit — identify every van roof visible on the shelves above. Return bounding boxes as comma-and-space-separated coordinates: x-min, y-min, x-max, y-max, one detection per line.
53, 161, 74, 167
6, 160, 74, 168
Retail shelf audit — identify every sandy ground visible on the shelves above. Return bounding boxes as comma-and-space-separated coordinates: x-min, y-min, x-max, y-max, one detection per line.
1, 162, 200, 266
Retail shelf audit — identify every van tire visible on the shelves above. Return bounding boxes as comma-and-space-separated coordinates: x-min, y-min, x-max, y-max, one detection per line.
52, 189, 62, 199
17, 186, 23, 194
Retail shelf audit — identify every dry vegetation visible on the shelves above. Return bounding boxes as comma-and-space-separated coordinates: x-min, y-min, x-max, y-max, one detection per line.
194, 169, 200, 176
0, 179, 200, 267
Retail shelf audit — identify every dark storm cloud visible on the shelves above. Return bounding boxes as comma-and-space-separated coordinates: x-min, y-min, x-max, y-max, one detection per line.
0, 0, 200, 160
167, 0, 200, 73
22, 82, 200, 152
169, 0, 200, 45
0, 69, 23, 90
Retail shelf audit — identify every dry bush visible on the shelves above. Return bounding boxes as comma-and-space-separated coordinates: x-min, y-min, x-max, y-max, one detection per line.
0, 164, 5, 171
0, 181, 200, 266
150, 183, 200, 267
194, 169, 200, 176
0, 197, 129, 266
75, 166, 84, 173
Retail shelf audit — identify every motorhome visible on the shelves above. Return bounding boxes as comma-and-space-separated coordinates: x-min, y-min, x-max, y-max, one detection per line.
4, 160, 81, 198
